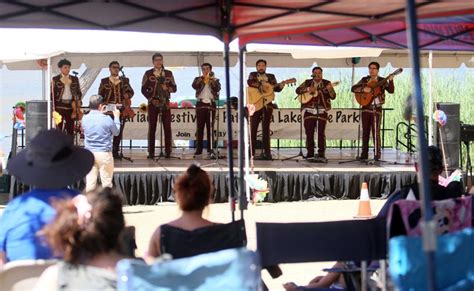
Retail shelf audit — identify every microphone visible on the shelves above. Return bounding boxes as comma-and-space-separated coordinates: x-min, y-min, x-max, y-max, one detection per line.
72, 71, 79, 76
119, 66, 124, 71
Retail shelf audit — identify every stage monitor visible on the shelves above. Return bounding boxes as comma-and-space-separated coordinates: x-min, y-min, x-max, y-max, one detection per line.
435, 102, 460, 171
26, 100, 48, 145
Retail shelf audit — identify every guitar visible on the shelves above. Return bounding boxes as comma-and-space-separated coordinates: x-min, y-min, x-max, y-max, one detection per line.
355, 68, 403, 106
247, 78, 296, 111
297, 81, 340, 104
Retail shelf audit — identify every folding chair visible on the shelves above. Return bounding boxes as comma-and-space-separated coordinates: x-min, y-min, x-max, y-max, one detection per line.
256, 218, 387, 291
116, 247, 261, 291
160, 219, 246, 259
119, 226, 137, 258
389, 227, 474, 290
387, 196, 472, 238
0, 259, 56, 291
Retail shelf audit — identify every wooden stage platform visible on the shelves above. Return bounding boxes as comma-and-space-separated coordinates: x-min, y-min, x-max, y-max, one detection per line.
108, 148, 417, 205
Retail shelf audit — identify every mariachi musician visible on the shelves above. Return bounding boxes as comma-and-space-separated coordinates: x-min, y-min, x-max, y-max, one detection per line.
296, 66, 336, 161
247, 59, 285, 160
98, 61, 135, 159
191, 62, 221, 156
51, 59, 82, 138
351, 61, 395, 161
141, 53, 177, 159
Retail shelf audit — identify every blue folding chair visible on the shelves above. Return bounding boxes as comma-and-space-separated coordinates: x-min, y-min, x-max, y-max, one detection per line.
256, 218, 387, 291
116, 247, 261, 291
389, 227, 474, 290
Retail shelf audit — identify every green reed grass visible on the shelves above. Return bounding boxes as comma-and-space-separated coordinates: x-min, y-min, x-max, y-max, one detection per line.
271, 66, 474, 161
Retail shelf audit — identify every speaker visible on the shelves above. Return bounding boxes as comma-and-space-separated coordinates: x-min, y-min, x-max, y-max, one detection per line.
26, 100, 48, 145
435, 102, 460, 171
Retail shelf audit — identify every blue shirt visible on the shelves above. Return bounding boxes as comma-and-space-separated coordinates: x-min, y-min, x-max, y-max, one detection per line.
0, 188, 78, 262
82, 110, 121, 152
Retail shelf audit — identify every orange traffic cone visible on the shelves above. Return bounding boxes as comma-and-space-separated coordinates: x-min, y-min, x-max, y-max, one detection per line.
355, 182, 373, 218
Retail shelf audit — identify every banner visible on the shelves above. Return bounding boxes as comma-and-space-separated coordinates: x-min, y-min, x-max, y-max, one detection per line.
123, 108, 361, 141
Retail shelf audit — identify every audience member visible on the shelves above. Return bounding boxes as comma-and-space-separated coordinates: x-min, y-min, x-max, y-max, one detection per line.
0, 129, 93, 265
146, 164, 215, 261
284, 146, 465, 290
34, 188, 126, 290
81, 94, 121, 192
378, 145, 463, 218
284, 262, 347, 290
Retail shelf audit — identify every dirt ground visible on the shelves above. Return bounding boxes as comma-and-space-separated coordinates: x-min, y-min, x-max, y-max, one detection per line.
124, 199, 385, 290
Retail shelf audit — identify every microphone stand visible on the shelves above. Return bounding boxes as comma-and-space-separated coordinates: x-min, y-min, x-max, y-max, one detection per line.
72, 71, 80, 145
203, 75, 226, 168
281, 96, 305, 162
118, 68, 133, 163
339, 86, 365, 164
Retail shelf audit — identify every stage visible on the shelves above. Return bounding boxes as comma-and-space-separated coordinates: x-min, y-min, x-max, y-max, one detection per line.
11, 148, 416, 205
105, 148, 416, 205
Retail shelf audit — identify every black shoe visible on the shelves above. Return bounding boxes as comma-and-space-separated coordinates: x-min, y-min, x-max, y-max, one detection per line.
147, 155, 155, 160
314, 154, 328, 163
113, 152, 121, 160
358, 155, 368, 161
194, 151, 203, 156
258, 154, 272, 161
165, 153, 171, 159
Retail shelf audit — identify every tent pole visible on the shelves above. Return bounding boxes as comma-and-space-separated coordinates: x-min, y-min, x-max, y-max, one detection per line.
238, 45, 248, 218
42, 68, 46, 100
351, 62, 356, 108
243, 52, 251, 203
47, 58, 52, 130
222, 0, 236, 221
406, 1, 437, 290
428, 50, 433, 145
223, 38, 236, 221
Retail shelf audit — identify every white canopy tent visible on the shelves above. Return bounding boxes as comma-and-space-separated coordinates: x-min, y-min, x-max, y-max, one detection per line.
1, 29, 472, 144
1, 29, 473, 70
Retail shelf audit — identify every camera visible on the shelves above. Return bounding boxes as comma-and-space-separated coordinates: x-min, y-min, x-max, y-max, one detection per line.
105, 104, 116, 112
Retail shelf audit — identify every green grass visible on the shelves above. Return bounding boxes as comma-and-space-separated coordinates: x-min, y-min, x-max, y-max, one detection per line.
272, 66, 474, 161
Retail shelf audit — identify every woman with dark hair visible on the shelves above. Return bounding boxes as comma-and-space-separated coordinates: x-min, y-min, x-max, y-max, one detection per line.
34, 188, 126, 290
146, 164, 215, 261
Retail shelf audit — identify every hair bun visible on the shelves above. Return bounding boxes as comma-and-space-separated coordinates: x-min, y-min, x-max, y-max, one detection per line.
187, 163, 201, 177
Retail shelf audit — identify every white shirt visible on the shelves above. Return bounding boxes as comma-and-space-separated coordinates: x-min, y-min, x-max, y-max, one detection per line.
368, 77, 381, 106
62, 84, 73, 101
60, 74, 73, 101
198, 83, 213, 103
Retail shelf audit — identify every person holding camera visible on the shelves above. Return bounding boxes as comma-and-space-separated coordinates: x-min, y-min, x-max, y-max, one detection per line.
141, 53, 177, 159
81, 95, 121, 192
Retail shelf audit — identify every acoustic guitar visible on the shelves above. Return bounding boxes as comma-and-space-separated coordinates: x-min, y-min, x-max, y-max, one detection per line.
297, 81, 340, 104
247, 78, 296, 111
355, 68, 403, 106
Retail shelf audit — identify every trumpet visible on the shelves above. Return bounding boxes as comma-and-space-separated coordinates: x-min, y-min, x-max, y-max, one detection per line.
203, 72, 216, 84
